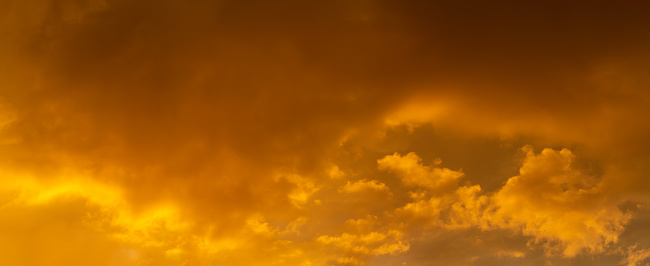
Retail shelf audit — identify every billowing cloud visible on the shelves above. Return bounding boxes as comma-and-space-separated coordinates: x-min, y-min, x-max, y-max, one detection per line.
621, 245, 650, 266
376, 148, 635, 260
2, 0, 650, 265
378, 152, 464, 191
339, 179, 390, 194
487, 146, 632, 257
317, 215, 410, 265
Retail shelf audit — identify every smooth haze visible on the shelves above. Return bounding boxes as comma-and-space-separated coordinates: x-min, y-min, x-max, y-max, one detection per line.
2, 0, 650, 265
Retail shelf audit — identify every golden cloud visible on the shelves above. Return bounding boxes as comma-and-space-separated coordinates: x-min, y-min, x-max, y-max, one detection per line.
378, 152, 464, 191
487, 146, 632, 257
2, 0, 650, 265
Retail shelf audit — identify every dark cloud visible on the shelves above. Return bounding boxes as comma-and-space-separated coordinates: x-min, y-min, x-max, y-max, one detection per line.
1, 0, 650, 265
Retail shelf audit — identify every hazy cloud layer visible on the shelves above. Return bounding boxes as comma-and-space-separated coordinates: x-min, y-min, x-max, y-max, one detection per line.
2, 0, 650, 265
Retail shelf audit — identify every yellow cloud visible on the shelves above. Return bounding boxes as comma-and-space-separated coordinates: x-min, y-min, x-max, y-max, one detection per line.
622, 245, 650, 266
315, 214, 410, 264
317, 230, 409, 256
329, 165, 346, 179
339, 179, 390, 194
488, 146, 632, 257
0, 176, 194, 265
445, 185, 489, 229
378, 152, 464, 191
496, 250, 525, 258
0, 173, 328, 266
377, 148, 634, 259
2, 0, 650, 264
393, 196, 443, 228
276, 173, 320, 208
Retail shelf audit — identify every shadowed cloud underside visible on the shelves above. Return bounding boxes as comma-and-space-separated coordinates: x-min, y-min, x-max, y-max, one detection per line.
2, 0, 650, 265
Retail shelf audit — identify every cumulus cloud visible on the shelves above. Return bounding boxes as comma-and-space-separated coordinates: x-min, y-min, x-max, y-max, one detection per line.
317, 229, 410, 264
378, 147, 633, 260
488, 146, 632, 257
339, 179, 390, 194
378, 152, 464, 191
2, 0, 650, 265
393, 196, 443, 229
621, 245, 650, 266
445, 185, 489, 229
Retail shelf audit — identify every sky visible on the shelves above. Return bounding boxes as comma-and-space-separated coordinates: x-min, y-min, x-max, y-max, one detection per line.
1, 0, 650, 265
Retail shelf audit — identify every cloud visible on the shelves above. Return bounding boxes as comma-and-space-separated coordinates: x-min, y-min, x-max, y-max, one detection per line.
496, 250, 525, 258
378, 152, 464, 191
393, 196, 443, 229
1, 0, 650, 265
378, 148, 633, 259
339, 179, 390, 194
445, 185, 489, 229
488, 146, 632, 257
621, 245, 650, 266
317, 229, 410, 263
0, 177, 194, 265
276, 173, 320, 208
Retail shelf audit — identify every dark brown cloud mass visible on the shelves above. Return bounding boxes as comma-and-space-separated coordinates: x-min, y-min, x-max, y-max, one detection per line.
1, 0, 650, 265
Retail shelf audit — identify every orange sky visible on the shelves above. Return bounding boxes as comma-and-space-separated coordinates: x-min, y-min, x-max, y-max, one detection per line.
2, 0, 650, 265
